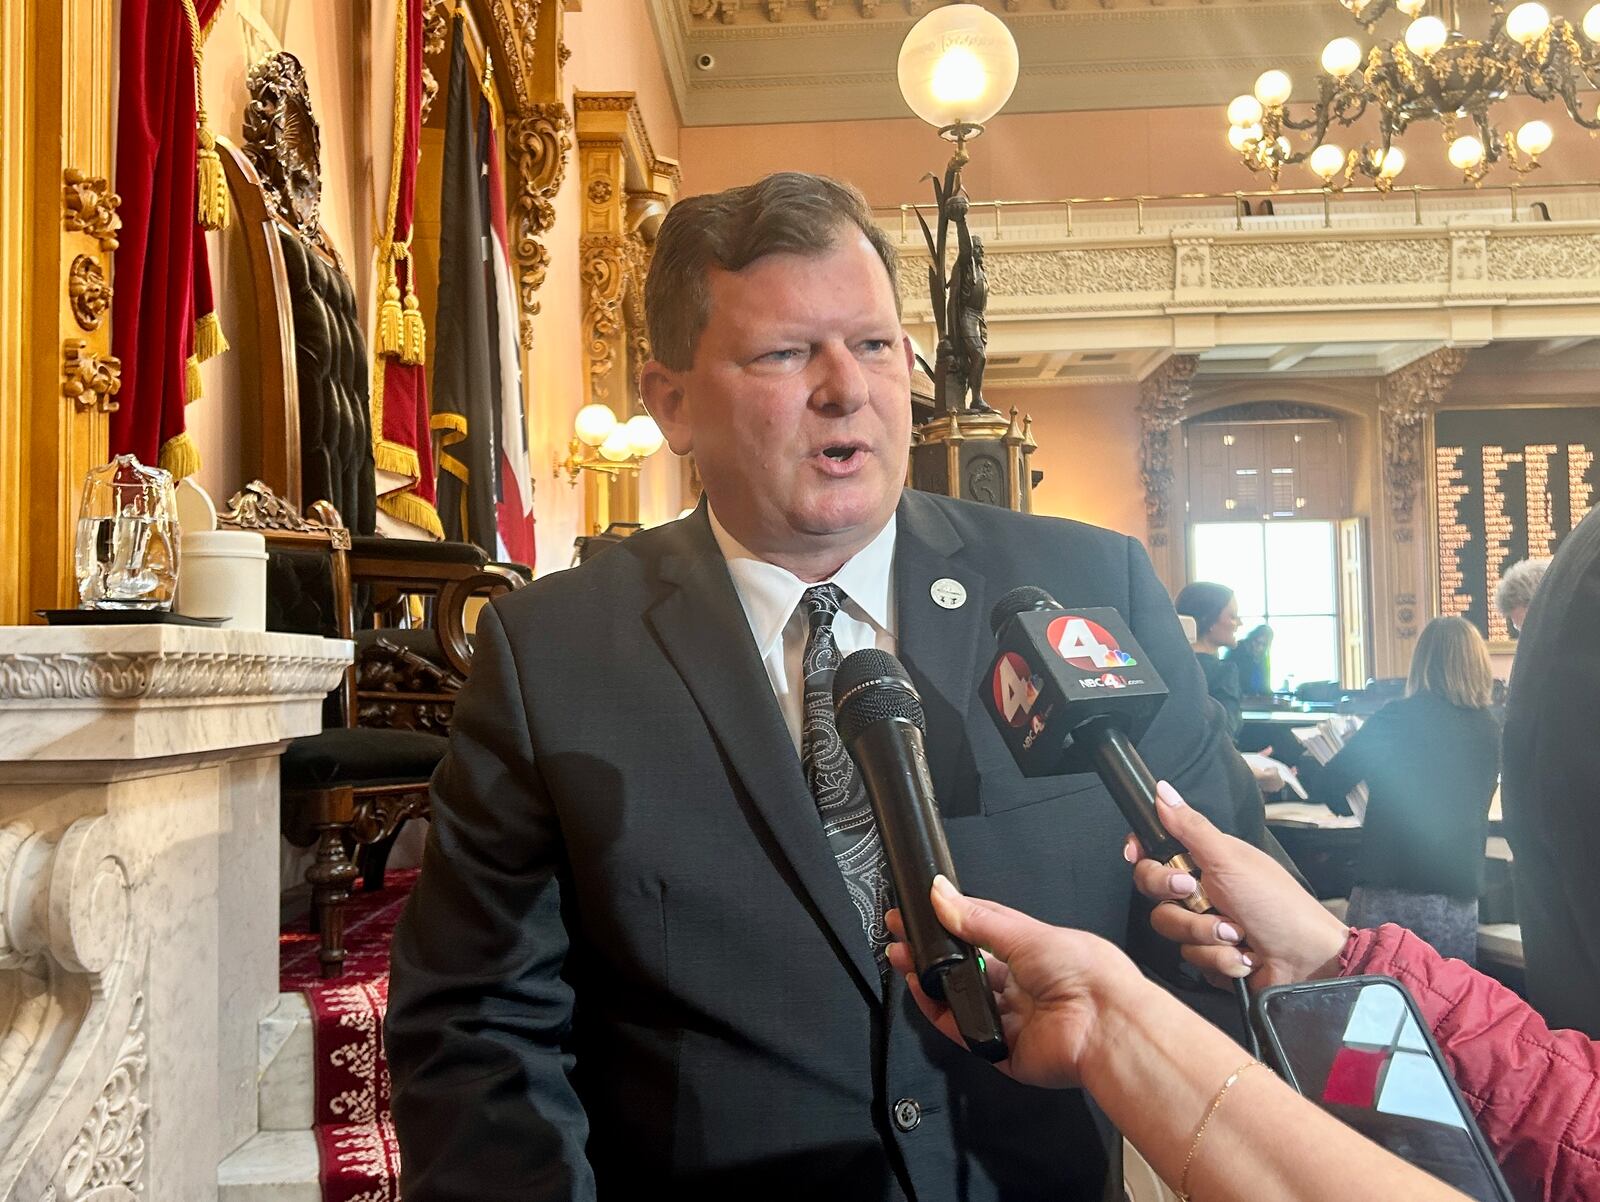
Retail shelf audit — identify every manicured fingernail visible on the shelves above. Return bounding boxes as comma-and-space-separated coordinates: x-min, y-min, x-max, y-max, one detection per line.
1217, 922, 1241, 944
1157, 781, 1187, 808
1122, 840, 1137, 864
932, 874, 960, 901
1170, 872, 1198, 896
1240, 952, 1256, 969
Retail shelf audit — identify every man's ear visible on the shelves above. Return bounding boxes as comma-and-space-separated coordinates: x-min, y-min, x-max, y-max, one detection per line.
900, 332, 915, 375
640, 360, 693, 456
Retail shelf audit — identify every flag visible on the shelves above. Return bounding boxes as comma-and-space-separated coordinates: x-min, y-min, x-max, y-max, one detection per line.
430, 17, 498, 551
484, 112, 536, 567
109, 0, 229, 480
369, 0, 442, 538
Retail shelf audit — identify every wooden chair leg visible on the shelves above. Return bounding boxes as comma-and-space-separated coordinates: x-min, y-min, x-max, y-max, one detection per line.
307, 822, 358, 978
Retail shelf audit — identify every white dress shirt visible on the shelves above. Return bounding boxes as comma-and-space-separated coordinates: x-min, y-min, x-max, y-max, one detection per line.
708, 507, 898, 754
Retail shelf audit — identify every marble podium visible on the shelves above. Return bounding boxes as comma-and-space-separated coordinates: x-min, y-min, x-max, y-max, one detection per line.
0, 625, 351, 1202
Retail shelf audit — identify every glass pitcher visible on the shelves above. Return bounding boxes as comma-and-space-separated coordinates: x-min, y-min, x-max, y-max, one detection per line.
74, 455, 180, 609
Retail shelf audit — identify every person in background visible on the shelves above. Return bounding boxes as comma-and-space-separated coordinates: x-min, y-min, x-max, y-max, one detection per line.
1298, 615, 1499, 964
1175, 581, 1244, 737
1128, 788, 1600, 1202
1226, 624, 1273, 697
1494, 556, 1551, 634
1503, 506, 1600, 1038
887, 877, 1474, 1202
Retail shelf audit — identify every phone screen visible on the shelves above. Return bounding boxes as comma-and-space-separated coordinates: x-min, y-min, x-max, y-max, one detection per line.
1260, 978, 1510, 1202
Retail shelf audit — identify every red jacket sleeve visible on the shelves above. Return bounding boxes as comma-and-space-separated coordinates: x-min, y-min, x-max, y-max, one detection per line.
1341, 924, 1600, 1202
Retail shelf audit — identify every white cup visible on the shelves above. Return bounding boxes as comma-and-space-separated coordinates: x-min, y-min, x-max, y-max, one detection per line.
177, 530, 268, 630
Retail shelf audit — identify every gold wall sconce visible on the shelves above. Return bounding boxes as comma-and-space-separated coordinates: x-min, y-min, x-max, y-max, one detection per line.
555, 403, 667, 535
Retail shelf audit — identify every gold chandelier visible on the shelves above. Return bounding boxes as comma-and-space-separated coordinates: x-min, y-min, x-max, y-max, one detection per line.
1225, 0, 1600, 187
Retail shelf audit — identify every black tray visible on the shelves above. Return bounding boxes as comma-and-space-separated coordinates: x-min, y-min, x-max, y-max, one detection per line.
36, 609, 227, 627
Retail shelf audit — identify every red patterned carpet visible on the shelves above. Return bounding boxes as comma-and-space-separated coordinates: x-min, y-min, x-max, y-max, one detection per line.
281, 870, 416, 1202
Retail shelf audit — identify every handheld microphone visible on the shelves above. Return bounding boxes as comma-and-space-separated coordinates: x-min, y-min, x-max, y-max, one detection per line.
833, 648, 1008, 1063
982, 587, 1212, 915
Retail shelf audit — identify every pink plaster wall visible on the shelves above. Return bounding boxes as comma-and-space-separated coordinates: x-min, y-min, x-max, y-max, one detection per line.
681, 97, 1596, 204
999, 383, 1148, 540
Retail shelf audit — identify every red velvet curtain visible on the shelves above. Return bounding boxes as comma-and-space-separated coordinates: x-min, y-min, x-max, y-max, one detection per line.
109, 0, 224, 479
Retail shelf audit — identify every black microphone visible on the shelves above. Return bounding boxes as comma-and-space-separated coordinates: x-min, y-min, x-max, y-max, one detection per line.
833, 648, 1008, 1063
982, 587, 1213, 915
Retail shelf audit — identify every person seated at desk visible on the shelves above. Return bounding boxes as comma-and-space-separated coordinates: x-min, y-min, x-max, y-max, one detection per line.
1298, 616, 1500, 964
1176, 581, 1244, 738
1227, 624, 1273, 697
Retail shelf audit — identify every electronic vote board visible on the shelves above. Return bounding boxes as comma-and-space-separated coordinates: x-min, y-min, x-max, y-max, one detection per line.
1434, 406, 1600, 642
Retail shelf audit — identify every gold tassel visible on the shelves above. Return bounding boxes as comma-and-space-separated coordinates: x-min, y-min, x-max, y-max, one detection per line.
185, 355, 204, 404
402, 289, 426, 365
377, 254, 404, 358
194, 311, 229, 362
196, 126, 230, 232
377, 488, 445, 539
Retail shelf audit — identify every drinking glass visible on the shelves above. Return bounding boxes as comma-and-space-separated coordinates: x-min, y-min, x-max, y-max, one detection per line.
74, 455, 180, 610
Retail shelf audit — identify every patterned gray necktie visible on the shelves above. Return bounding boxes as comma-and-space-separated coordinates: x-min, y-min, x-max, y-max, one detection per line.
800, 583, 893, 970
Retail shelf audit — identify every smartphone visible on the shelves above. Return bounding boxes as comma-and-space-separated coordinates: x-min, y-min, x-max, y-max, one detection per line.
1254, 975, 1513, 1202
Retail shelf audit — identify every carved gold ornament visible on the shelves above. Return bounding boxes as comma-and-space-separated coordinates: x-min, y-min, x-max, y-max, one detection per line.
509, 102, 573, 347
62, 170, 122, 252
68, 256, 112, 331
62, 340, 123, 413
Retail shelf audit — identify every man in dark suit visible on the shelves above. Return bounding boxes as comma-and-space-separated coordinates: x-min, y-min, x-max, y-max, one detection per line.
386, 172, 1264, 1200
1502, 504, 1600, 1038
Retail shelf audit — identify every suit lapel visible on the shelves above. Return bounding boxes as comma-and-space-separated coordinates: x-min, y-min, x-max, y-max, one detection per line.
644, 507, 882, 998
894, 493, 988, 819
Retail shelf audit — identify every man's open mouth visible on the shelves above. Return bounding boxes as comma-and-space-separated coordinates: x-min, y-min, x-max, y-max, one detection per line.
821, 444, 862, 462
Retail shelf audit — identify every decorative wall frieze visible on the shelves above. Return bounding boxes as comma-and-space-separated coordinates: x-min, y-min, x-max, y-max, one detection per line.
62, 170, 121, 252
580, 233, 629, 404
1136, 354, 1198, 547
68, 256, 112, 331
1378, 347, 1466, 537
62, 340, 121, 413
54, 994, 148, 1201
895, 223, 1600, 321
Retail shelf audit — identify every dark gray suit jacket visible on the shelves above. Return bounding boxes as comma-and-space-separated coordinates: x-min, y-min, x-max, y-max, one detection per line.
387, 490, 1264, 1201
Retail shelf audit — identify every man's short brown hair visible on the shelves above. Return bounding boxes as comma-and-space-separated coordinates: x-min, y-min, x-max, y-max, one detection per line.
644, 172, 900, 371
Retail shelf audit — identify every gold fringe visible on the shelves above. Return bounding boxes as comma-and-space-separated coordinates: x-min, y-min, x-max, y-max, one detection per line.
194, 311, 229, 362
438, 452, 470, 484
401, 290, 426, 365
373, 438, 421, 482
158, 430, 202, 481
185, 355, 203, 404
377, 487, 445, 539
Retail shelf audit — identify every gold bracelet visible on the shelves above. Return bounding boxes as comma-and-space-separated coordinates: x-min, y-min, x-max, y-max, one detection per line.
1177, 1059, 1267, 1202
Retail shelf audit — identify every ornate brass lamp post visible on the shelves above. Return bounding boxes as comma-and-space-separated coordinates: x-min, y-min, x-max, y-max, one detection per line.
897, 5, 1037, 511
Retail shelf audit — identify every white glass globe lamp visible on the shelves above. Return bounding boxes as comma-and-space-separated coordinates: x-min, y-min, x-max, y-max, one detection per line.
1371, 145, 1406, 178
1254, 70, 1293, 107
624, 413, 666, 458
1505, 2, 1552, 44
897, 5, 1020, 131
1228, 123, 1263, 151
1514, 119, 1554, 156
1321, 38, 1363, 80
1585, 3, 1600, 41
1448, 134, 1486, 171
1228, 94, 1264, 126
1405, 16, 1449, 58
1310, 144, 1347, 180
574, 403, 619, 448
598, 427, 635, 463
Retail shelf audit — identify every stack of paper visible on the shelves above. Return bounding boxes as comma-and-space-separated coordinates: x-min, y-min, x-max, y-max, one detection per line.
1292, 715, 1370, 822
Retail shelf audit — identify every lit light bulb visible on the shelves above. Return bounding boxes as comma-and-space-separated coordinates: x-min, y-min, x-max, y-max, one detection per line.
1371, 145, 1406, 177
1276, 135, 1293, 159
1254, 69, 1293, 107
1404, 15, 1449, 57
598, 427, 634, 463
1228, 94, 1264, 126
1583, 2, 1600, 40
1310, 144, 1347, 180
1514, 119, 1554, 156
931, 45, 986, 105
1228, 123, 1261, 151
1396, 0, 1427, 14
1321, 37, 1363, 79
1448, 134, 1486, 171
1505, 2, 1551, 43
624, 413, 665, 458
573, 403, 619, 447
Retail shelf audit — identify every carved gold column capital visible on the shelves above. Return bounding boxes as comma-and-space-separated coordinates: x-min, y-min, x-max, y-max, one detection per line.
62, 340, 122, 413
509, 101, 572, 347
62, 169, 121, 252
1378, 347, 1466, 534
1136, 354, 1199, 542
